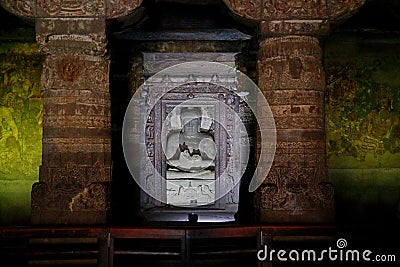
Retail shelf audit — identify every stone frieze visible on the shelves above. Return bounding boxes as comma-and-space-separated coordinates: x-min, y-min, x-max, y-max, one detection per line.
0, 0, 142, 18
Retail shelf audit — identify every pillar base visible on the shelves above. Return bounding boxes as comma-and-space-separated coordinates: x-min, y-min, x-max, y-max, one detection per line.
31, 182, 109, 225
258, 180, 335, 223
31, 210, 108, 225
260, 209, 335, 224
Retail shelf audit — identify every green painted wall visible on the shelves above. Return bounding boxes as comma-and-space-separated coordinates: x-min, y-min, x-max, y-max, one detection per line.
0, 41, 43, 225
324, 34, 400, 223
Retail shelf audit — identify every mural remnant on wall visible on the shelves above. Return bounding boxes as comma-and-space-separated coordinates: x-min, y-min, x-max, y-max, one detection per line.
0, 43, 43, 180
325, 38, 400, 168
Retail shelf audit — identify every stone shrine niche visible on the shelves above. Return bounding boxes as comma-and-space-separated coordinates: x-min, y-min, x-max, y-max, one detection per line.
137, 52, 252, 222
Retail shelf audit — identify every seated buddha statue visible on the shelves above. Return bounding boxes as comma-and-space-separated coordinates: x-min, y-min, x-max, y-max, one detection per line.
165, 106, 216, 173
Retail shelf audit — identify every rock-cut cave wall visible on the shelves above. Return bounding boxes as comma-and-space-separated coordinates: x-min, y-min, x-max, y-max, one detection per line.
0, 2, 399, 225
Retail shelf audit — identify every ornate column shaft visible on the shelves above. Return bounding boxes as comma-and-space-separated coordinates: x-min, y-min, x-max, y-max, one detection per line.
1, 0, 142, 224
258, 33, 333, 223
32, 18, 111, 224
224, 0, 365, 223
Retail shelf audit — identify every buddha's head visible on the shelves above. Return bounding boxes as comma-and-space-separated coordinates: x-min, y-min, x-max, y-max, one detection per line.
181, 107, 201, 137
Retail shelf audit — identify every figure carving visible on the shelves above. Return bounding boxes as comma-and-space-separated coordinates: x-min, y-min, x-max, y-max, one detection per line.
223, 0, 365, 25
59, 59, 80, 82
165, 107, 215, 173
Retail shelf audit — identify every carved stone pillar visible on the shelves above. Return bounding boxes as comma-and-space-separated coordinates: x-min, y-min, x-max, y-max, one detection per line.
258, 34, 334, 222
224, 0, 365, 223
1, 0, 142, 224
31, 18, 111, 224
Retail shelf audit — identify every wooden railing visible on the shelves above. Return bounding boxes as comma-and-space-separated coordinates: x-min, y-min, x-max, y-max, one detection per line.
0, 227, 108, 266
0, 225, 341, 267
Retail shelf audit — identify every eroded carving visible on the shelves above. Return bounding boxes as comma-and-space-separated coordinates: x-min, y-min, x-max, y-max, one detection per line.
263, 0, 327, 20
260, 20, 331, 36
59, 58, 80, 82
261, 164, 333, 212
32, 19, 111, 224
36, 0, 105, 17
327, 0, 365, 21
31, 182, 51, 210
1, 0, 35, 18
289, 57, 303, 79
1, 0, 143, 19
37, 0, 63, 16
36, 32, 108, 57
41, 55, 109, 91
317, 181, 335, 208
222, 0, 261, 21
69, 183, 109, 212
260, 183, 278, 209
257, 34, 333, 221
223, 0, 365, 33
106, 0, 143, 19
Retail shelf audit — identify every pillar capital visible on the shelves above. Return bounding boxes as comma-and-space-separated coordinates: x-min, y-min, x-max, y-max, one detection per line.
35, 18, 108, 57
223, 0, 365, 36
1, 0, 143, 19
